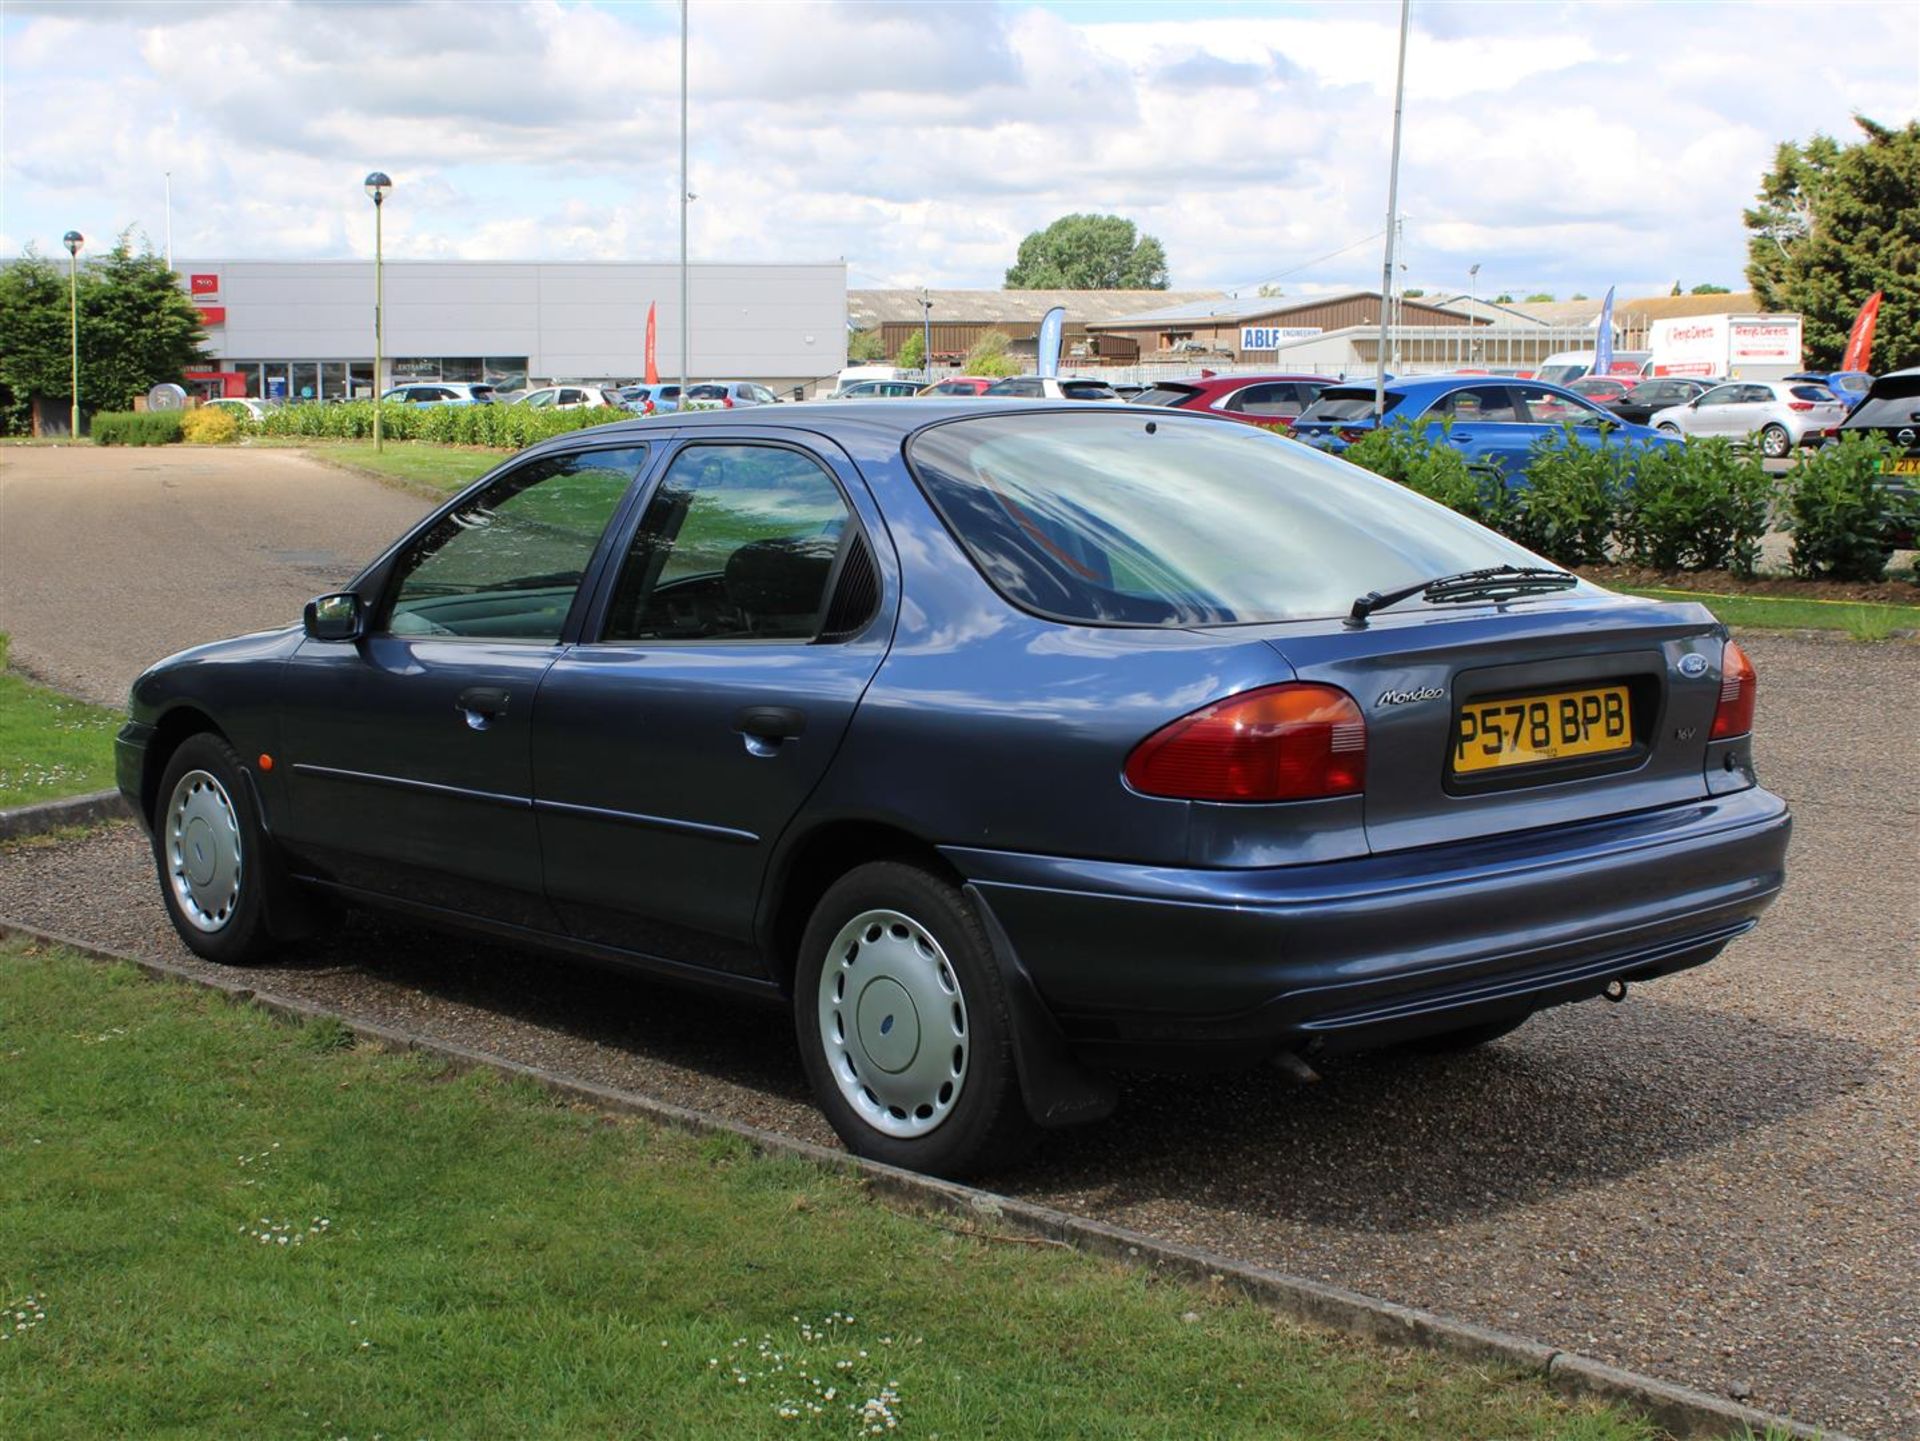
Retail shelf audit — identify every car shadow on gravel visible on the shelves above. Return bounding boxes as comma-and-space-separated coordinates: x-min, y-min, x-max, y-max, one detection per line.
1002, 998, 1879, 1228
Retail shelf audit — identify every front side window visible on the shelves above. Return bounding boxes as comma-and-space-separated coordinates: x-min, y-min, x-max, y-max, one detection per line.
1513, 384, 1609, 426
382, 447, 648, 642
1695, 385, 1739, 408
602, 445, 852, 643
1429, 386, 1518, 423
907, 411, 1532, 627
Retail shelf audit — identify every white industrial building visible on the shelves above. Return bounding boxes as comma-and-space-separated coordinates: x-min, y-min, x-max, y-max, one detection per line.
174, 259, 848, 401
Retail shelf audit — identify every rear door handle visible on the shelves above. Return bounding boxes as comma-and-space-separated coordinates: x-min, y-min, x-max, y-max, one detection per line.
736, 705, 806, 741
456, 686, 510, 730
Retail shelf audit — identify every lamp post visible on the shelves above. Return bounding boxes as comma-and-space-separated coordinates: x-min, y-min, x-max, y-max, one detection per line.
1373, 0, 1411, 416
919, 287, 933, 382
1467, 262, 1480, 366
364, 172, 392, 451
62, 231, 83, 441
679, 0, 690, 397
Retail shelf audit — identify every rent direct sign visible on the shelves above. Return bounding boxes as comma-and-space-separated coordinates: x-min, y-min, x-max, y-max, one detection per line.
1240, 326, 1322, 350
190, 273, 219, 295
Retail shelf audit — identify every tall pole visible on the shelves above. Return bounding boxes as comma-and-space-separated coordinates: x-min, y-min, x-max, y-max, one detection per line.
679, 0, 690, 396
164, 171, 173, 272
920, 287, 932, 381
1468, 262, 1479, 366
63, 232, 83, 441
374, 195, 385, 450
1374, 0, 1411, 417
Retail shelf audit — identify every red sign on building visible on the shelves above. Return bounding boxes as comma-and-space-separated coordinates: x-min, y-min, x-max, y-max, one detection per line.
190, 273, 219, 295
196, 305, 227, 326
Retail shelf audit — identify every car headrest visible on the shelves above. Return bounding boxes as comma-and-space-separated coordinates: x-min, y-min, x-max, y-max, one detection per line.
723, 538, 837, 618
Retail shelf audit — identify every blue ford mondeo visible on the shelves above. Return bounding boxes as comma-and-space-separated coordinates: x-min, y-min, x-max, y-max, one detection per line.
118, 402, 1790, 1176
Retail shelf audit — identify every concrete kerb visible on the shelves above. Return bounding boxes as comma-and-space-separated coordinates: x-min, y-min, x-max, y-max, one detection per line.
0, 789, 129, 842
0, 913, 1844, 1441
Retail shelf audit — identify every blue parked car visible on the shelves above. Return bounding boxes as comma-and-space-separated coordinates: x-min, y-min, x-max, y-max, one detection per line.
117, 403, 1788, 1176
1290, 375, 1678, 480
1785, 371, 1872, 411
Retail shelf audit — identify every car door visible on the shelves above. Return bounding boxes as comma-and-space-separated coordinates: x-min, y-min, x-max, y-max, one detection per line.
532, 435, 892, 976
1424, 384, 1526, 477
1686, 384, 1743, 437
274, 445, 651, 926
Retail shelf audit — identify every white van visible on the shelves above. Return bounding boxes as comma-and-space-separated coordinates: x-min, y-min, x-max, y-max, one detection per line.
1534, 350, 1651, 386
830, 365, 909, 395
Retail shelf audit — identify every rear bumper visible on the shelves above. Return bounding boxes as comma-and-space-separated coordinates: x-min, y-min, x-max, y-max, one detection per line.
943, 786, 1790, 1064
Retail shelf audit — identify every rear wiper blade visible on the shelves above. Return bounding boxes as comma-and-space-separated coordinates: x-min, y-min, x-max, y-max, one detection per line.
1345, 565, 1575, 629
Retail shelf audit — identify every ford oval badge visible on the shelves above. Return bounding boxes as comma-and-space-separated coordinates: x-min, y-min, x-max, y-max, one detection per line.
1678, 653, 1708, 678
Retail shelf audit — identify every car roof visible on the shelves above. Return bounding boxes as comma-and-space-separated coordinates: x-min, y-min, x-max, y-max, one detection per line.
1332, 374, 1592, 401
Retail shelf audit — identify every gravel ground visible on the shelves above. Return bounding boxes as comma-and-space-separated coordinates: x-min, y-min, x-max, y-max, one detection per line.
0, 446, 429, 705
1, 634, 1913, 1438
2, 448, 1915, 1436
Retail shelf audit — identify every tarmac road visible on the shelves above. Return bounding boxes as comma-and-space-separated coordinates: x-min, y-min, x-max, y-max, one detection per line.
1, 446, 1916, 1437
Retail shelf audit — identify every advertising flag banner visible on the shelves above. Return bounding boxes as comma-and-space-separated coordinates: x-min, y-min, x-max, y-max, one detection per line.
1593, 286, 1616, 376
1036, 306, 1067, 378
644, 302, 659, 385
1841, 292, 1881, 373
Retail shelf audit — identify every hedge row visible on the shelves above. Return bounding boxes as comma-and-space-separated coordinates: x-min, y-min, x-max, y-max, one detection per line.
1339, 423, 1914, 583
90, 411, 185, 445
252, 401, 620, 447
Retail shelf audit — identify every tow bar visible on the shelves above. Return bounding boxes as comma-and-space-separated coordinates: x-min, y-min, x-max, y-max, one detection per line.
1603, 978, 1629, 1003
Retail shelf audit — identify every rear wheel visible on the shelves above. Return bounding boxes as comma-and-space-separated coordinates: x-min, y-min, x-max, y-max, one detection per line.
151, 733, 285, 966
795, 862, 1036, 1178
1759, 423, 1791, 459
1657, 422, 1681, 436
1399, 1012, 1531, 1054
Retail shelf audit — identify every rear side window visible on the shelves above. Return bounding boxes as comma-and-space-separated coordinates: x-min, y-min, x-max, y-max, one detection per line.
602, 445, 853, 643
906, 411, 1529, 627
1060, 381, 1117, 401
1131, 384, 1203, 407
1297, 388, 1403, 422
1430, 386, 1518, 422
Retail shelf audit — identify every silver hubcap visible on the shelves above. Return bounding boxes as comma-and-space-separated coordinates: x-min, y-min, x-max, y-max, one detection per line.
165, 769, 243, 933
817, 908, 969, 1139
1763, 427, 1788, 456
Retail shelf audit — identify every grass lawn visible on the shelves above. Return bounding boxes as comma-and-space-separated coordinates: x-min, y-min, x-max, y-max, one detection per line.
0, 937, 1662, 1441
0, 636, 121, 808
292, 439, 505, 494
1615, 586, 1920, 640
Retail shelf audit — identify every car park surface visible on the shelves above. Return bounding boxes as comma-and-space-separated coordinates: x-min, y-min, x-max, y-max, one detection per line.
0, 443, 1909, 1439
113, 402, 1784, 1179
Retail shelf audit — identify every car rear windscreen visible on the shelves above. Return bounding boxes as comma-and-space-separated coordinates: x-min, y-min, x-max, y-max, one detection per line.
906, 410, 1532, 626
1844, 375, 1920, 428
1129, 385, 1203, 407
1296, 388, 1404, 423
1788, 385, 1837, 403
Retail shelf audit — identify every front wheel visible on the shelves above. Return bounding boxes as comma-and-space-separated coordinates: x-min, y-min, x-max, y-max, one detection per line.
151, 733, 286, 966
1657, 422, 1682, 436
1759, 423, 1791, 459
794, 862, 1036, 1178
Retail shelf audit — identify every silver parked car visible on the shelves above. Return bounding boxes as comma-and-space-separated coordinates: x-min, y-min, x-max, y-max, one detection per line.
1648, 380, 1850, 458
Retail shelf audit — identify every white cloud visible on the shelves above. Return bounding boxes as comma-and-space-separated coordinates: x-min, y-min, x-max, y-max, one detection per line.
0, 0, 1913, 298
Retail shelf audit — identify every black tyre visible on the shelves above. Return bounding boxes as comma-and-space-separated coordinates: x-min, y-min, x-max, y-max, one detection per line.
1657, 422, 1682, 436
1399, 1011, 1532, 1054
1759, 423, 1791, 459
794, 861, 1036, 1178
151, 733, 287, 966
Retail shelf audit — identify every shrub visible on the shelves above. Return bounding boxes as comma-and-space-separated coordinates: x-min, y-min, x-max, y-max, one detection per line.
1506, 425, 1629, 566
255, 399, 622, 449
963, 330, 1022, 378
1780, 433, 1903, 581
1615, 438, 1773, 575
91, 411, 183, 445
180, 407, 240, 444
1341, 419, 1513, 530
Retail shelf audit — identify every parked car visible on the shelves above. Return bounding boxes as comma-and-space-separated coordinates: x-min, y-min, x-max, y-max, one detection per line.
832, 379, 923, 399
1565, 376, 1638, 406
1833, 366, 1920, 548
981, 376, 1121, 402
1291, 376, 1678, 480
1647, 380, 1849, 457
1785, 370, 1872, 411
1130, 373, 1339, 428
1598, 376, 1717, 427
518, 385, 619, 411
118, 401, 1788, 1177
620, 384, 682, 415
685, 381, 783, 409
919, 376, 998, 397
381, 383, 497, 407
202, 397, 276, 421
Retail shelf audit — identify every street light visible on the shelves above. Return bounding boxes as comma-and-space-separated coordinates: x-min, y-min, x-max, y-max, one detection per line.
62, 231, 83, 441
364, 171, 392, 451
1468, 262, 1481, 364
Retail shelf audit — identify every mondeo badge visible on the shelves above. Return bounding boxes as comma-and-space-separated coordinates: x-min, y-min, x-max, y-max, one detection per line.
1377, 686, 1444, 707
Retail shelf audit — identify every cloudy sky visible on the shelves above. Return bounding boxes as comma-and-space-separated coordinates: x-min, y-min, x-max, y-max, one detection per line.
3, 0, 1915, 299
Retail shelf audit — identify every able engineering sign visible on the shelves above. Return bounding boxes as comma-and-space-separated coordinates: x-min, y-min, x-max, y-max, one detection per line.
1240, 326, 1322, 350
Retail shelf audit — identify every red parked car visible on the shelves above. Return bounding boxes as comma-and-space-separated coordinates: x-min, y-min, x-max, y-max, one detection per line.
1130, 373, 1339, 429
1567, 375, 1640, 406
919, 376, 997, 397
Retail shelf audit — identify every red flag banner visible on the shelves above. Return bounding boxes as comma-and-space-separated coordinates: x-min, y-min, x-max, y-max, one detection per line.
645, 302, 659, 385
1841, 292, 1881, 373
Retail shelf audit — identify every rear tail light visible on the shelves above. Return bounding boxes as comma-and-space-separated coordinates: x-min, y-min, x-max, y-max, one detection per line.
1125, 683, 1366, 802
1337, 426, 1366, 444
1711, 641, 1757, 740
1787, 400, 1814, 412
723, 396, 734, 408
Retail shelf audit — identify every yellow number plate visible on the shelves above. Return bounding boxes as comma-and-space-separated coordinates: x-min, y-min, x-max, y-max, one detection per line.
1453, 685, 1632, 774
1884, 456, 1920, 475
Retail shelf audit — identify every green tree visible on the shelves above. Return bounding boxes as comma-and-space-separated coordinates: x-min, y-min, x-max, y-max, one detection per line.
845, 328, 884, 362
1402, 287, 1425, 298
1745, 117, 1917, 370
0, 230, 209, 432
1492, 292, 1514, 304
1689, 282, 1732, 294
962, 330, 1022, 377
1004, 214, 1169, 290
894, 331, 926, 369
1524, 292, 1556, 303
1256, 283, 1284, 298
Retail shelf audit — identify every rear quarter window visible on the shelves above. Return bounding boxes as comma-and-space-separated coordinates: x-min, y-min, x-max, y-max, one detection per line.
1297, 389, 1403, 422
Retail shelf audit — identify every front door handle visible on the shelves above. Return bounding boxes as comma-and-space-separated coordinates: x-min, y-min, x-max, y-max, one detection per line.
736, 705, 806, 741
456, 686, 510, 731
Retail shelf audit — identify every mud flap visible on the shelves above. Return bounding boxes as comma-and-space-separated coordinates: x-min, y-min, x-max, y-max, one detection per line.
965, 883, 1118, 1129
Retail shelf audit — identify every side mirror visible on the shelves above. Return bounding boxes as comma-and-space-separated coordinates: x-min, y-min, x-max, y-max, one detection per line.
304, 592, 366, 642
